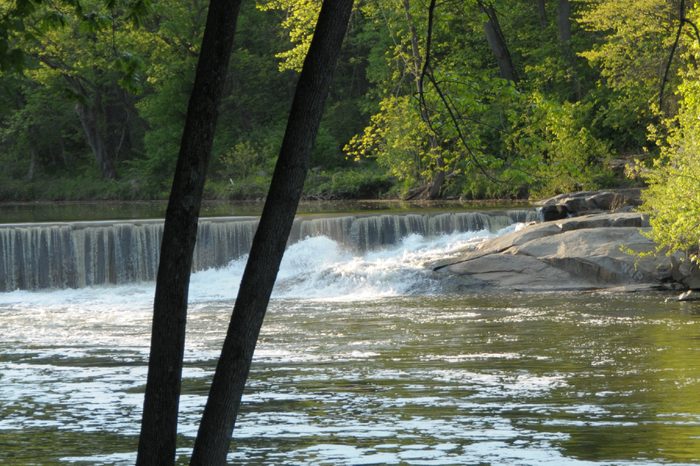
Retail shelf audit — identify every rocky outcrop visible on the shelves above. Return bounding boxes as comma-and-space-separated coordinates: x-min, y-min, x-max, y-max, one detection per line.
537, 188, 642, 221
433, 211, 699, 292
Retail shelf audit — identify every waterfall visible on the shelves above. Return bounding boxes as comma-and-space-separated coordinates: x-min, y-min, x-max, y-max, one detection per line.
0, 210, 536, 291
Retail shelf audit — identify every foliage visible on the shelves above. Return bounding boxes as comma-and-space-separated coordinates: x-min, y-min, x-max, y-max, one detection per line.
127, 0, 205, 193
577, 0, 682, 151
345, 1, 496, 197
578, 0, 679, 100
205, 140, 275, 199
635, 30, 700, 261
0, 0, 697, 203
304, 166, 394, 199
345, 96, 425, 187
0, 0, 154, 180
256, 0, 321, 72
508, 93, 612, 197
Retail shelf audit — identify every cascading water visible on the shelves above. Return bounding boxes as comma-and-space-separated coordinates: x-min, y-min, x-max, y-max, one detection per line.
0, 210, 537, 291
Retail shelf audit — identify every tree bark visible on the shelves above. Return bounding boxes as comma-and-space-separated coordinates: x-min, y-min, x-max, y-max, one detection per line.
480, 2, 519, 83
556, 0, 580, 98
189, 1, 354, 463
26, 147, 36, 181
427, 160, 446, 199
660, 0, 688, 110
76, 99, 118, 179
402, 0, 423, 81
74, 84, 135, 179
557, 0, 571, 43
136, 0, 242, 464
536, 0, 547, 28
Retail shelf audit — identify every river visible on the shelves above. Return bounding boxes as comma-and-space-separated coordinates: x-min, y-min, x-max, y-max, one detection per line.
1, 206, 699, 464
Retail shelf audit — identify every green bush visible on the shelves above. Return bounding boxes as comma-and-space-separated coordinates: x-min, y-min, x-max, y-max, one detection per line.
304, 167, 394, 199
636, 60, 700, 261
507, 93, 612, 198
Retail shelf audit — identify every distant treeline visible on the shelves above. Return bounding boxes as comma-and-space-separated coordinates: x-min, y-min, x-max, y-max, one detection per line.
0, 0, 693, 202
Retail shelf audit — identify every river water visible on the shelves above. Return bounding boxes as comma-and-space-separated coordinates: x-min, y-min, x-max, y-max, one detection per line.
1, 212, 700, 464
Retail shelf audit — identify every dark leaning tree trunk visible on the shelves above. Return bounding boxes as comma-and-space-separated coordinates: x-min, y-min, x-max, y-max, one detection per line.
136, 0, 242, 464
189, 0, 354, 463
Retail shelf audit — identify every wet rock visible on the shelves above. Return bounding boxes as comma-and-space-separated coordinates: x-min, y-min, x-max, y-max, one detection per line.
442, 253, 596, 291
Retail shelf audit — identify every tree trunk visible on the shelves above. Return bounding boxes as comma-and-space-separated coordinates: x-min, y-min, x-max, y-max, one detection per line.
74, 84, 135, 179
536, 0, 547, 28
76, 99, 117, 179
557, 0, 580, 98
136, 0, 242, 463
427, 160, 446, 199
480, 2, 518, 83
557, 0, 571, 43
402, 0, 422, 80
104, 86, 135, 164
26, 147, 36, 181
189, 1, 354, 463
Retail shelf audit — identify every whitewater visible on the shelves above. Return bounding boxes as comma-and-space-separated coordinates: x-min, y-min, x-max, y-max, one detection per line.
0, 224, 520, 309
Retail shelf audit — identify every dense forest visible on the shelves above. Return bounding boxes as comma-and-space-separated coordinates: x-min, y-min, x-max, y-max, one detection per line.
0, 0, 697, 209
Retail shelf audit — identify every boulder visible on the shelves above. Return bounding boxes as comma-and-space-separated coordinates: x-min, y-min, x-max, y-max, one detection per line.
433, 211, 686, 292
434, 212, 648, 269
540, 204, 570, 221
537, 188, 642, 219
671, 257, 700, 289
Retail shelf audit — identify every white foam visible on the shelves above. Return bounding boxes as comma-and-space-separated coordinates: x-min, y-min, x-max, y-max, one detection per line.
0, 224, 521, 307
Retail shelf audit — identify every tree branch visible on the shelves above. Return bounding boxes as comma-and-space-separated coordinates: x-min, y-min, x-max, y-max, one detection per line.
682, 17, 700, 44
419, 0, 500, 182
659, 0, 685, 110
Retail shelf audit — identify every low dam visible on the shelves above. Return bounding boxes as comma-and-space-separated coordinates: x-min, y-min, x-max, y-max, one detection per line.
0, 210, 536, 291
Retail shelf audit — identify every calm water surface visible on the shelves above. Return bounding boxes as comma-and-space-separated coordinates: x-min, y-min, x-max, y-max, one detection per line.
0, 199, 529, 224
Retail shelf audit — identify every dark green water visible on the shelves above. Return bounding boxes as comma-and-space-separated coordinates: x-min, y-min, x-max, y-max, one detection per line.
1, 288, 699, 465
0, 199, 529, 224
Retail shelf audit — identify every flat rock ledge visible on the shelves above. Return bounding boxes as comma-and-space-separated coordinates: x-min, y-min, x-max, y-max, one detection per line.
432, 211, 700, 292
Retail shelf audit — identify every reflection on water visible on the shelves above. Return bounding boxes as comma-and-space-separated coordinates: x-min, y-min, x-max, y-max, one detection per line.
2, 290, 700, 465
0, 199, 529, 224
